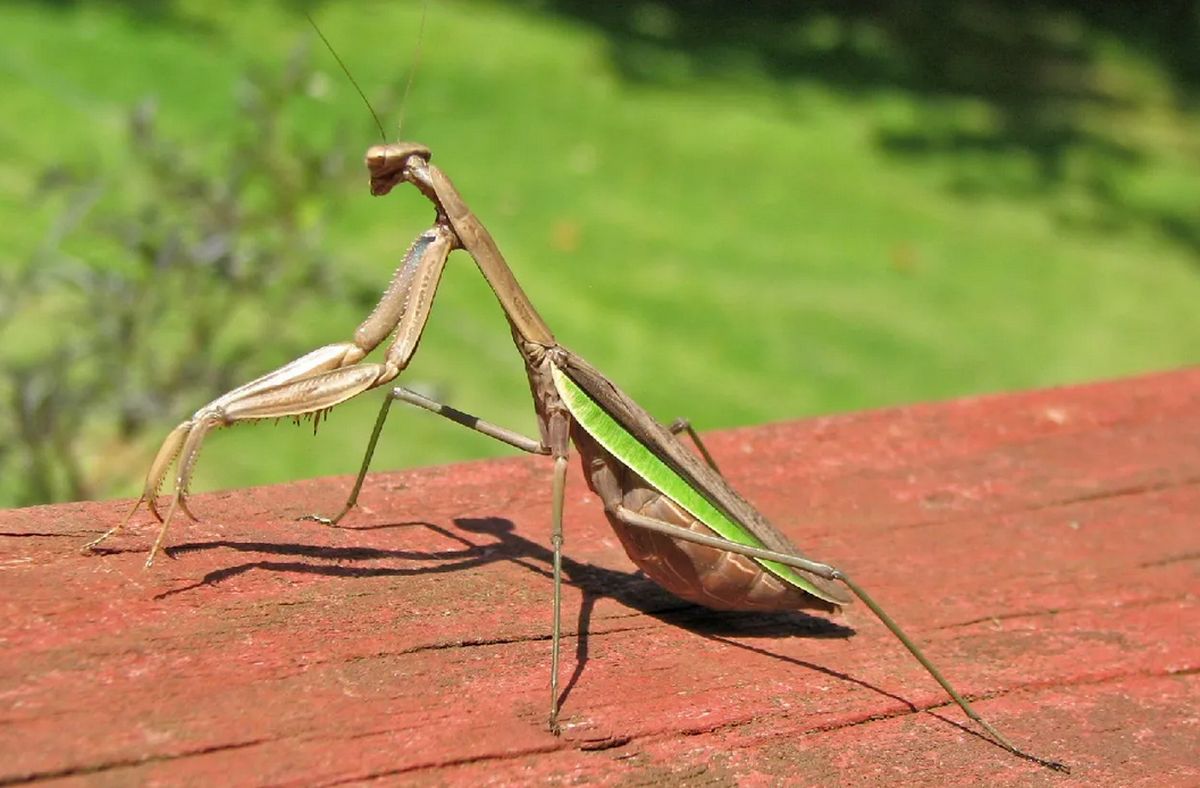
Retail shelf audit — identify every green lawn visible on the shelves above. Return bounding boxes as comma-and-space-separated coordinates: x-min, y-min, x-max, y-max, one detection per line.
1, 1, 1198, 507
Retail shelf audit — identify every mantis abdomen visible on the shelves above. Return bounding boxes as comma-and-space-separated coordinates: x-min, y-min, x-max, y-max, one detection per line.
585, 444, 839, 613
552, 358, 849, 613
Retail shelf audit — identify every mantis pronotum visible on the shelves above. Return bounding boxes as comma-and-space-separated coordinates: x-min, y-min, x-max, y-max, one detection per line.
85, 29, 1069, 775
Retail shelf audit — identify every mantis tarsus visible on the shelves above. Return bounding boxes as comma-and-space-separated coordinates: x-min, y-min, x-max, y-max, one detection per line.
85, 139, 1069, 772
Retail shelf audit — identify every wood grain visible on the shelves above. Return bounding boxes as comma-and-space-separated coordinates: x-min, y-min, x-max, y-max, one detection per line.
2, 368, 1197, 785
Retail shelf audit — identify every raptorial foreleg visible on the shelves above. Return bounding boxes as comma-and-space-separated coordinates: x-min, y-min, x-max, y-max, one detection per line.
85, 223, 456, 565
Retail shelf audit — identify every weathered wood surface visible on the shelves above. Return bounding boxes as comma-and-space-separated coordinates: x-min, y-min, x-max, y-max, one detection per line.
2, 368, 1198, 785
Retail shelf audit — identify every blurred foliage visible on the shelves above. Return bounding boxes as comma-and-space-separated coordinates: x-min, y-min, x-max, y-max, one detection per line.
0, 43, 360, 505
0, 1, 1197, 509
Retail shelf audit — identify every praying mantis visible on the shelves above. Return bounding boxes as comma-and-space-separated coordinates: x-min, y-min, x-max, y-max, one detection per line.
84, 5, 1074, 757
82, 138, 1069, 772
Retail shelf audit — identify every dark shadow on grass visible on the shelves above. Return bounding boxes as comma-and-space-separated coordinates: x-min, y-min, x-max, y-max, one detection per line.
500, 0, 1200, 264
28, 0, 1199, 290
29, 1, 1200, 266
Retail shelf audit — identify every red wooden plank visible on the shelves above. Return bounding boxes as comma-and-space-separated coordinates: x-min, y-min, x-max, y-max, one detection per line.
1, 368, 1198, 784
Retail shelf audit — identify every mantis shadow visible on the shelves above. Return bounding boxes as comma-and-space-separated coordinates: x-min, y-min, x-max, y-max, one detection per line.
448, 517, 858, 714
153, 514, 965, 729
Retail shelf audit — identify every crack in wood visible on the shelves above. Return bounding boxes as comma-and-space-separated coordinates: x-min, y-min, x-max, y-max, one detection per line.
938, 593, 1192, 630
0, 737, 270, 785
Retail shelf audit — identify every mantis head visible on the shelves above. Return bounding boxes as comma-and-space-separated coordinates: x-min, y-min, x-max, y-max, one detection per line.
366, 142, 432, 196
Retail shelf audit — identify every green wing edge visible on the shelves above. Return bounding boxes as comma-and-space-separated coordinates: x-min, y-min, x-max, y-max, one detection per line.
551, 364, 838, 603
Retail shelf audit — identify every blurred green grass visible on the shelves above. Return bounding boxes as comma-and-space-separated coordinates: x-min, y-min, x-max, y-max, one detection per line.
1, 0, 1198, 506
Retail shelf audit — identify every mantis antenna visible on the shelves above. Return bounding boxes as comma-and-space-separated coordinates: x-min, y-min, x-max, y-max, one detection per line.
394, 0, 429, 137
304, 2, 430, 142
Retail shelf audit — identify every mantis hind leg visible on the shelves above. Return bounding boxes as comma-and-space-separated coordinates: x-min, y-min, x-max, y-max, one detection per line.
667, 418, 722, 475
608, 504, 1069, 772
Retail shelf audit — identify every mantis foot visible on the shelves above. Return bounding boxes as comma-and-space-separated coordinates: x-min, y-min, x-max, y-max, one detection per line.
298, 513, 339, 526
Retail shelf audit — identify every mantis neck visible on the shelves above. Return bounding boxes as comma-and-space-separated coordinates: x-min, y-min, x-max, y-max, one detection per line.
423, 163, 556, 348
